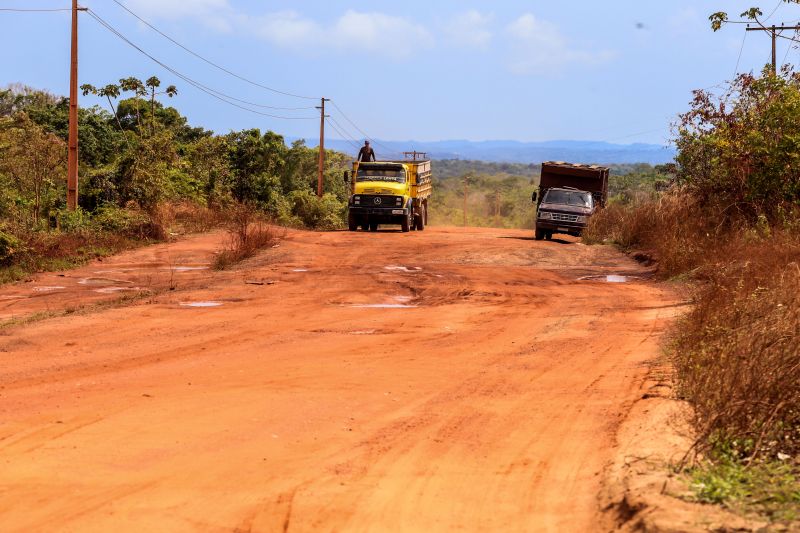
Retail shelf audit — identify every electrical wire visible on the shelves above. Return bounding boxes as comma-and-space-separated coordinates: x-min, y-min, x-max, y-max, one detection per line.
325, 119, 360, 151
86, 9, 316, 120
0, 7, 70, 11
107, 0, 317, 102
733, 30, 748, 78
764, 0, 784, 22
329, 100, 395, 154
328, 115, 362, 146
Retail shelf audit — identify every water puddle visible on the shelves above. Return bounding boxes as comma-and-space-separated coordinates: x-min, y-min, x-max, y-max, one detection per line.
93, 286, 141, 294
350, 304, 418, 309
393, 296, 413, 303
384, 265, 422, 273
79, 277, 133, 286
180, 301, 223, 308
350, 329, 377, 335
32, 286, 66, 292
292, 268, 309, 272
578, 274, 639, 283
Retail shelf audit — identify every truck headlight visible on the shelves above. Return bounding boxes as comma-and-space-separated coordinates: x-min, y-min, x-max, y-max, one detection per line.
353, 196, 361, 205
538, 211, 552, 220
576, 215, 588, 223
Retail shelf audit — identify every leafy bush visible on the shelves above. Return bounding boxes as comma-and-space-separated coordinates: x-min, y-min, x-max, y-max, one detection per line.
676, 70, 800, 223
283, 190, 346, 230
0, 230, 22, 265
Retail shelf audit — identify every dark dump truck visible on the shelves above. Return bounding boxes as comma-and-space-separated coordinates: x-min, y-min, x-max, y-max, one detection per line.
532, 161, 609, 240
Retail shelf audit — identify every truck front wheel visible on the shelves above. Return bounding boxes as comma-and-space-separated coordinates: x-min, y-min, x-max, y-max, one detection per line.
348, 212, 358, 231
535, 228, 545, 240
401, 209, 412, 232
415, 204, 426, 231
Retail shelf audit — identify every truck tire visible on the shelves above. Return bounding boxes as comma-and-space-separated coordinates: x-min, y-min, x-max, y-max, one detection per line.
545, 231, 553, 241
401, 204, 413, 232
369, 222, 378, 232
535, 228, 545, 240
348, 212, 358, 231
415, 204, 426, 231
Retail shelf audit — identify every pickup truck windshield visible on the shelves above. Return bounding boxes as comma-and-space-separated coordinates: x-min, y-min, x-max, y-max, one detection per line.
357, 167, 406, 183
543, 190, 593, 208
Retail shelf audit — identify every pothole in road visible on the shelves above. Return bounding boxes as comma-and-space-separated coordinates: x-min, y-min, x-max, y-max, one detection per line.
164, 266, 209, 272
179, 301, 223, 308
350, 303, 418, 309
32, 286, 66, 292
93, 286, 142, 294
384, 265, 422, 273
78, 277, 134, 286
578, 274, 642, 283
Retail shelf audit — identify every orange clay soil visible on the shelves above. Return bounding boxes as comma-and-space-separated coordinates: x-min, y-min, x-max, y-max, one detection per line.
0, 226, 682, 532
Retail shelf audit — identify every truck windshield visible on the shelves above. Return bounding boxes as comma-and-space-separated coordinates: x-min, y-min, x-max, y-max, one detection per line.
543, 190, 593, 208
357, 167, 406, 183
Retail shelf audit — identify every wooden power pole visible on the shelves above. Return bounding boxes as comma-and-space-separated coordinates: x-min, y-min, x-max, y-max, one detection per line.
462, 176, 469, 227
67, 0, 83, 210
316, 97, 330, 197
746, 24, 800, 75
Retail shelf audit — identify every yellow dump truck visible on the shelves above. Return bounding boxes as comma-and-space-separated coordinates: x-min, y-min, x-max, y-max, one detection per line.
344, 156, 432, 232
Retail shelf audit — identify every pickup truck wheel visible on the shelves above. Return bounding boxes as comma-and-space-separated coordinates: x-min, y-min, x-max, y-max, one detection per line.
347, 213, 358, 231
369, 222, 378, 232
415, 204, 426, 231
535, 228, 545, 240
545, 232, 553, 240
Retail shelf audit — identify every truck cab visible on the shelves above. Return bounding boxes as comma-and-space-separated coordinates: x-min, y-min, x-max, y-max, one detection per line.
345, 159, 432, 233
534, 187, 595, 240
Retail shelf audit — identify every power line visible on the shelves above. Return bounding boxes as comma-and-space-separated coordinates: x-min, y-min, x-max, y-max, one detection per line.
328, 115, 361, 146
86, 10, 316, 120
0, 7, 71, 12
733, 30, 748, 78
325, 119, 359, 151
328, 100, 395, 154
764, 0, 784, 22
106, 0, 317, 102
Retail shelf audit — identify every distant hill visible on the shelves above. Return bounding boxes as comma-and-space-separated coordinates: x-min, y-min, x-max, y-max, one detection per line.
300, 138, 676, 165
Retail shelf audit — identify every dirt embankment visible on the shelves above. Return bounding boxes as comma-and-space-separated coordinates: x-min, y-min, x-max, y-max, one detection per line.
0, 226, 683, 531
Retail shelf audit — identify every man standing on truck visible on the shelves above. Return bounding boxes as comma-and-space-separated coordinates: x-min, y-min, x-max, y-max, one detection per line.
357, 140, 376, 162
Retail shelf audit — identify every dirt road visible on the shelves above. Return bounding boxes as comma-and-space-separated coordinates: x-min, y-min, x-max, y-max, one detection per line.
0, 227, 680, 532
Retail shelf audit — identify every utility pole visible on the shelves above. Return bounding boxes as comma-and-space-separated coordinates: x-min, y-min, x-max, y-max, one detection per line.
746, 24, 800, 75
494, 190, 501, 227
67, 0, 87, 210
316, 97, 330, 197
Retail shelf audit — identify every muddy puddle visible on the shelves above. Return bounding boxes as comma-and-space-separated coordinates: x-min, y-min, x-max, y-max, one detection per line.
79, 277, 134, 287
578, 274, 643, 283
384, 265, 422, 273
179, 301, 223, 308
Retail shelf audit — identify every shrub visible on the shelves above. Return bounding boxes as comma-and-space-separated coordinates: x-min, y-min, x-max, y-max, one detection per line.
0, 230, 22, 265
213, 205, 281, 270
283, 190, 345, 230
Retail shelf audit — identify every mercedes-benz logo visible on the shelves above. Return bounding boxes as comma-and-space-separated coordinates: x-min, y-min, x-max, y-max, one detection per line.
374, 197, 382, 205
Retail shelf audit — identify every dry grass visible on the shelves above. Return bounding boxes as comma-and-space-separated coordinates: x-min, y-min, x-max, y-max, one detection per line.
674, 236, 800, 460
587, 191, 800, 463
213, 206, 281, 270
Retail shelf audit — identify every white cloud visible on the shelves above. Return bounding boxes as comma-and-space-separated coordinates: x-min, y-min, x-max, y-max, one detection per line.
444, 10, 493, 49
506, 14, 614, 74
122, 0, 233, 31
249, 10, 433, 60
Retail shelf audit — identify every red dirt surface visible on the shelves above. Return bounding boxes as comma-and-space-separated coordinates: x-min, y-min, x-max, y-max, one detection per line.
0, 226, 680, 532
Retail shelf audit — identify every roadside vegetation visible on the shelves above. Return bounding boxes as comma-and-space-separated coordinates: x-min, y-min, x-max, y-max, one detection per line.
0, 81, 351, 281
585, 69, 800, 522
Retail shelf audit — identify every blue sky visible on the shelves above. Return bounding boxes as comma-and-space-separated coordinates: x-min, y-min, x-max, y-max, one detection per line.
1, 1, 796, 145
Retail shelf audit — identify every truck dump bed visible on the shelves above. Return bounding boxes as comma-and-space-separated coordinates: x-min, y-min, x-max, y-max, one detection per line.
539, 162, 609, 207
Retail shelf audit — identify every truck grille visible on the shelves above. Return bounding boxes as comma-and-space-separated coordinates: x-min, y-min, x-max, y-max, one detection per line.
354, 195, 403, 207
551, 213, 579, 222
